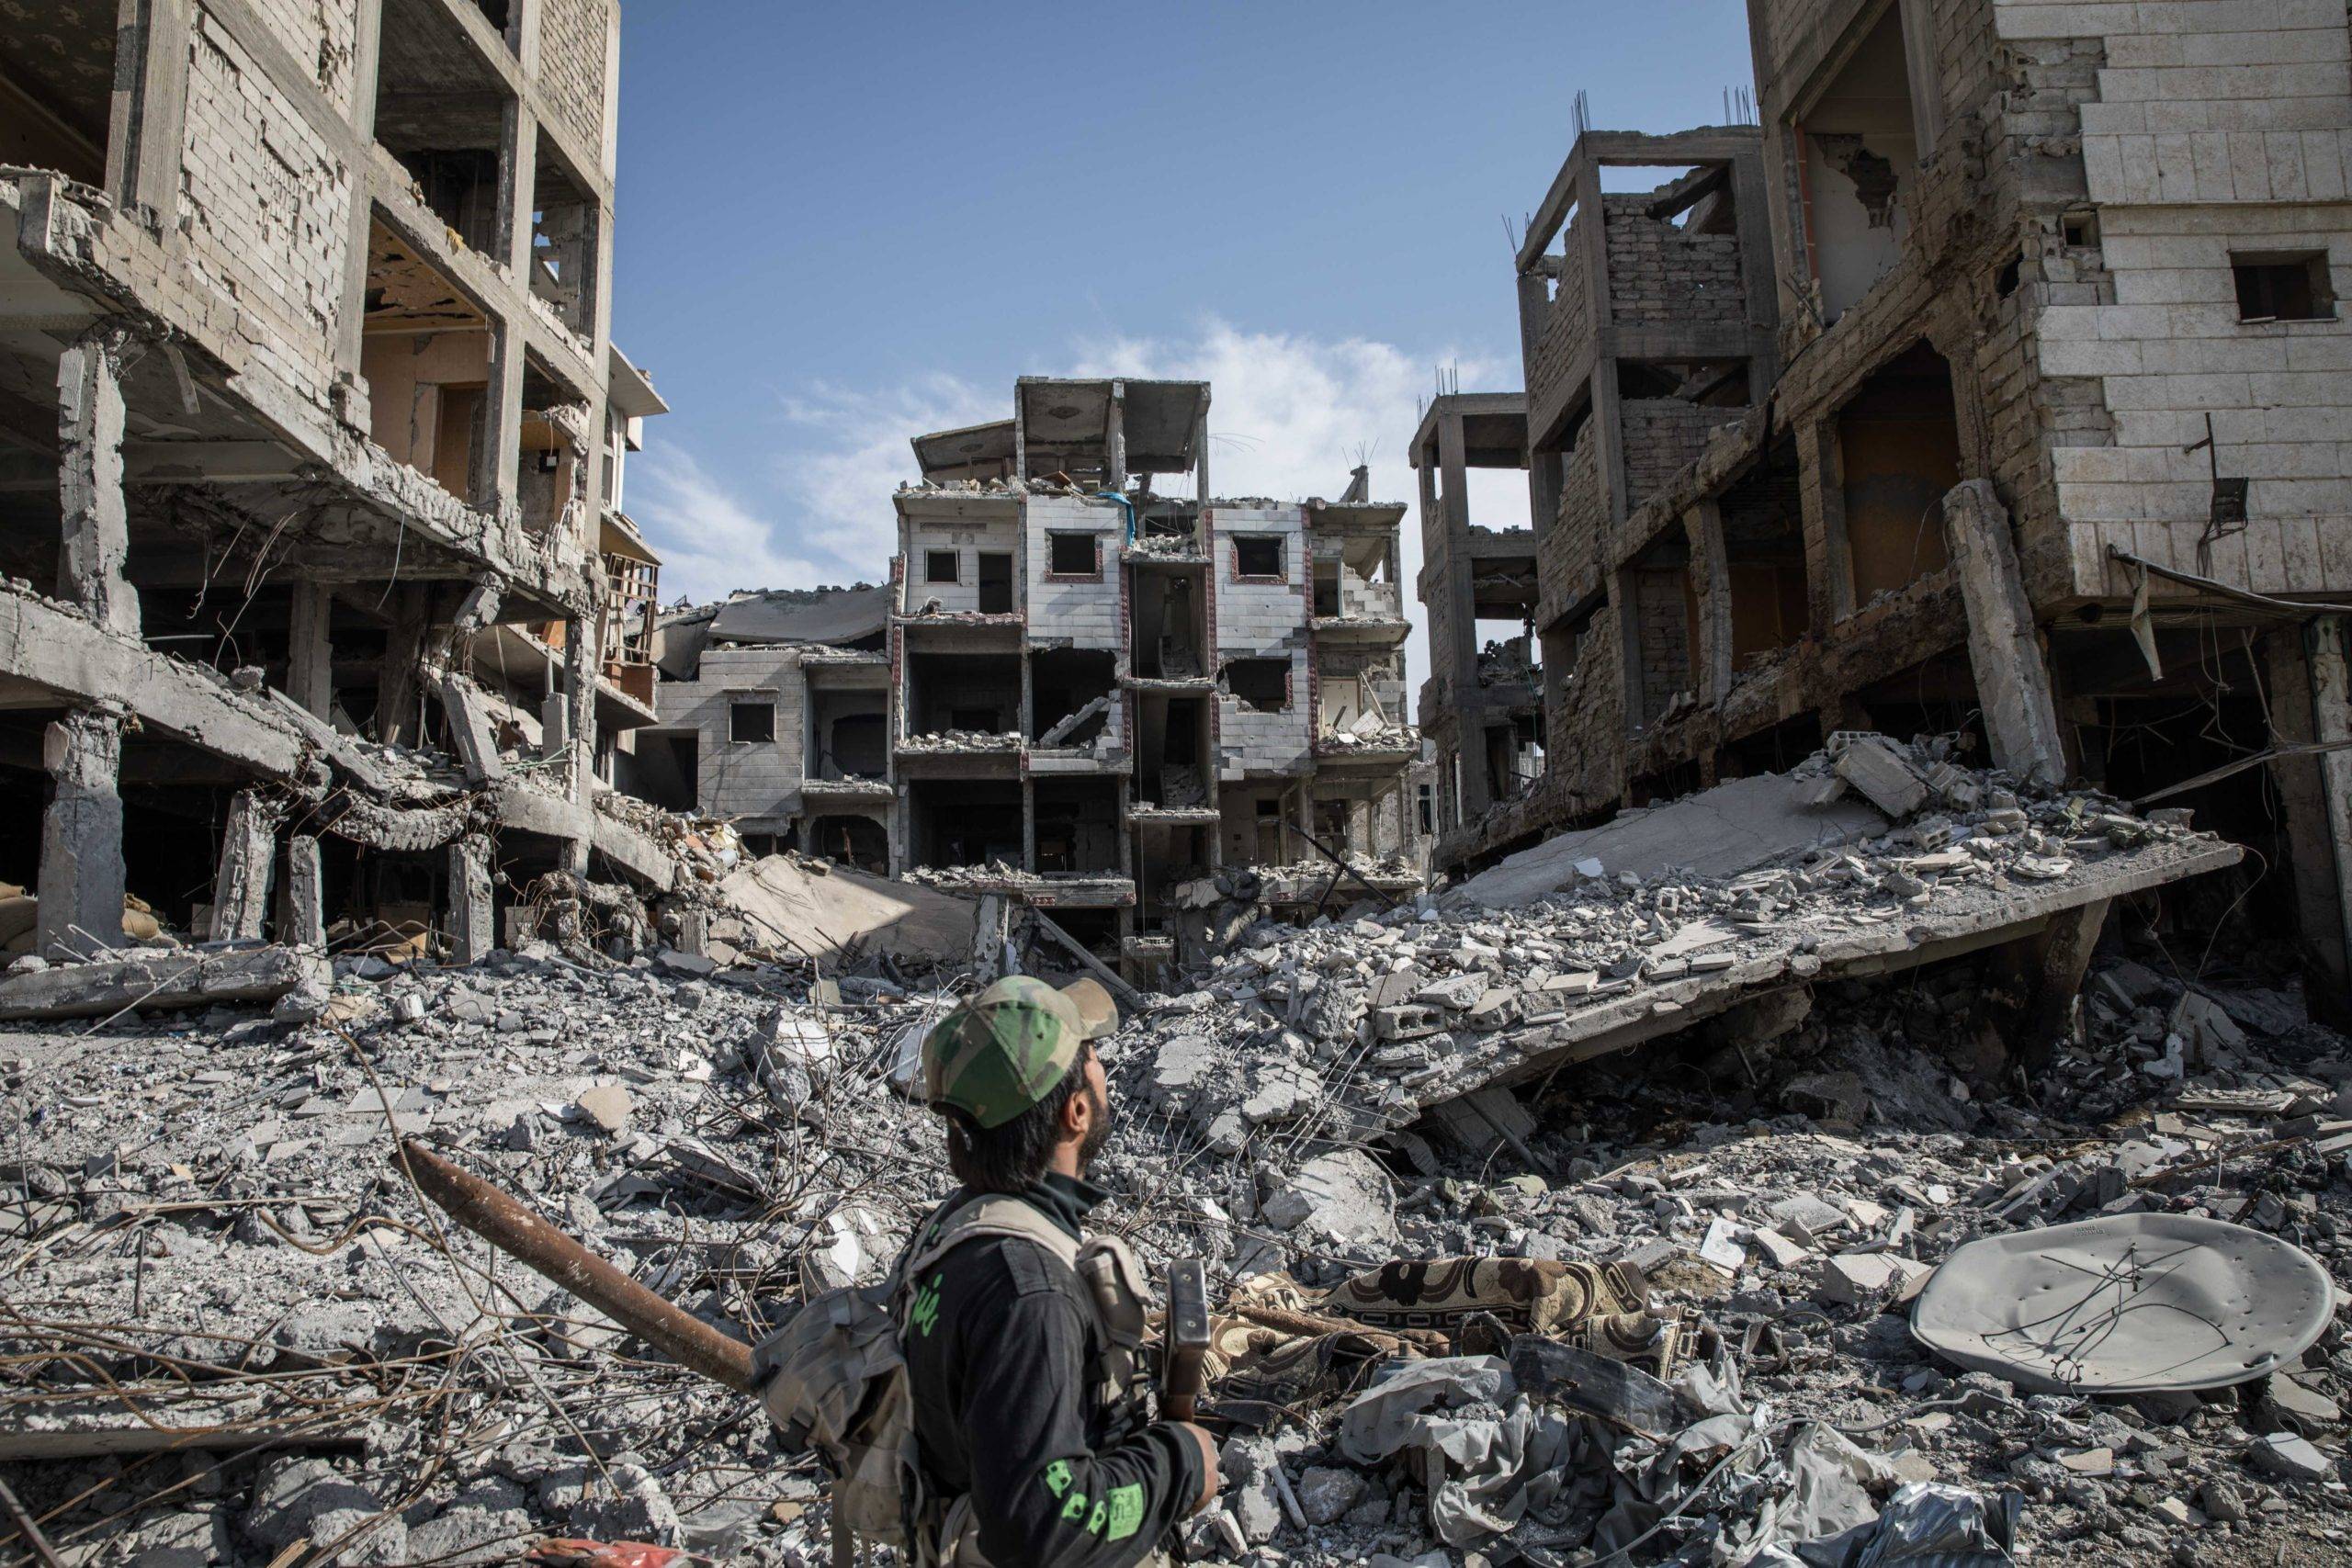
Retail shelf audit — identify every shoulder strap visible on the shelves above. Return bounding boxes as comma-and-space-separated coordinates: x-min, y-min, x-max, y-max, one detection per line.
899, 1195, 1082, 1291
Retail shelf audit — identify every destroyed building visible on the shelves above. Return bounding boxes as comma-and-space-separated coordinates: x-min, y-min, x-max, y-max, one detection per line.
636, 585, 892, 870
892, 378, 1423, 978
1420, 0, 2352, 1020
0, 0, 679, 962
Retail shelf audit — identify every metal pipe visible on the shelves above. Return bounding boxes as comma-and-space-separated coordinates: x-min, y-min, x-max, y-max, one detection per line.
395, 1139, 756, 1393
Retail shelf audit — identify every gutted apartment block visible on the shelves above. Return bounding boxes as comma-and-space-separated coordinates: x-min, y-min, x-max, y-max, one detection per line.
1425, 0, 2352, 1017
0, 0, 675, 961
884, 378, 1419, 980
641, 587, 891, 871
1412, 391, 1543, 838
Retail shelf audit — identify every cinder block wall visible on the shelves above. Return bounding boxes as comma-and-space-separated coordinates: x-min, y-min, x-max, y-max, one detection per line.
654, 647, 808, 824
1025, 496, 1125, 649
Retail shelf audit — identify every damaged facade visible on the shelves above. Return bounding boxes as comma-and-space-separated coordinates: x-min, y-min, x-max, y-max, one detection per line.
1422, 0, 2352, 1020
891, 378, 1422, 979
0, 0, 679, 966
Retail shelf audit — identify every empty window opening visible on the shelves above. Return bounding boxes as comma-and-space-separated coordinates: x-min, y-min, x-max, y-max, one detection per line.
1047, 532, 1101, 577
2233, 253, 2335, 323
0, 6, 115, 186
976, 552, 1014, 614
1138, 694, 1210, 811
804, 813, 887, 874
1032, 649, 1117, 745
1035, 778, 1122, 874
909, 780, 1021, 868
1849, 650, 1985, 756
1722, 441, 1809, 667
1482, 715, 1544, 803
1795, 5, 1924, 322
360, 220, 493, 503
809, 688, 887, 778
1225, 659, 1290, 713
1313, 558, 1341, 617
1993, 254, 2022, 299
517, 358, 589, 535
729, 700, 776, 743
1234, 536, 1283, 579
2061, 209, 2100, 249
924, 550, 960, 584
531, 131, 601, 339
905, 651, 1017, 738
1717, 712, 1826, 782
1045, 907, 1121, 960
374, 0, 512, 243
628, 730, 699, 811
1131, 572, 1204, 677
1834, 342, 1959, 607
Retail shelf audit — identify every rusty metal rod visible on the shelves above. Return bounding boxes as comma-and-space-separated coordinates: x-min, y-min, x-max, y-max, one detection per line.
395, 1139, 757, 1394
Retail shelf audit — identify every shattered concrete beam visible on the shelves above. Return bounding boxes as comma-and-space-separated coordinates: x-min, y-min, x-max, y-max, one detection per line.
1942, 480, 2066, 788
0, 945, 330, 1022
0, 586, 309, 780
283, 834, 325, 947
35, 706, 126, 961
438, 671, 507, 784
206, 790, 279, 942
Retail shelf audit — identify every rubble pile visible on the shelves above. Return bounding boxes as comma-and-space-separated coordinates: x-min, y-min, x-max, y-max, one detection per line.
3, 746, 2346, 1567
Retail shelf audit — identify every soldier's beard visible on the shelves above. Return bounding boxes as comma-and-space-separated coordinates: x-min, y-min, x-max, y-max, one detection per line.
1076, 1082, 1114, 1172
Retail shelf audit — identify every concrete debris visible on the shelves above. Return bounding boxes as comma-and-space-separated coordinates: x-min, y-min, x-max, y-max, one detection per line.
2, 753, 2344, 1568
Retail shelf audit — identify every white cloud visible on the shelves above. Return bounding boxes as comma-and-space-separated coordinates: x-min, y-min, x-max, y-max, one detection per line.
632, 318, 1527, 705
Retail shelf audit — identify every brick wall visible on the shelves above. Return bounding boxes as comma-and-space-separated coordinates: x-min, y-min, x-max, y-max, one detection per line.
1524, 219, 1592, 422
1603, 195, 1746, 324
1621, 399, 1732, 511
244, 0, 360, 114
653, 646, 808, 824
179, 6, 350, 412
1544, 599, 1624, 801
903, 517, 1017, 614
1025, 495, 1123, 648
1632, 566, 1696, 720
537, 0, 609, 155
1211, 505, 1308, 657
1538, 423, 1605, 618
1216, 649, 1313, 776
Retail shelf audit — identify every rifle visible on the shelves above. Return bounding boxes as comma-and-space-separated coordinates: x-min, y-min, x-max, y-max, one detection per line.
1161, 1258, 1211, 1421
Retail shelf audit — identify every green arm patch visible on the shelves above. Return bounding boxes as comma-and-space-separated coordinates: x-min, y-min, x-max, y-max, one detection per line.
1106, 1483, 1145, 1541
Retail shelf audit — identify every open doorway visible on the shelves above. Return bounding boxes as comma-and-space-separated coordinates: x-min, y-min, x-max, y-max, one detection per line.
1835, 342, 1959, 608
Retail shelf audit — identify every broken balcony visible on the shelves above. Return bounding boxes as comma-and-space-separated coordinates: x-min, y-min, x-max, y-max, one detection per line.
803, 676, 890, 804
895, 651, 1020, 770
361, 220, 496, 507
1035, 777, 1125, 878
374, 0, 513, 257
1134, 694, 1214, 817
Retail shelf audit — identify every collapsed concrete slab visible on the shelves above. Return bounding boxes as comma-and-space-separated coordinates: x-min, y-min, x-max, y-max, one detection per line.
0, 945, 331, 1022
717, 855, 978, 964
1455, 771, 1887, 908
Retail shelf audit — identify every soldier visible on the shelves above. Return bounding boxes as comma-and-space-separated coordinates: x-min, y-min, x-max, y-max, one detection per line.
899, 975, 1219, 1565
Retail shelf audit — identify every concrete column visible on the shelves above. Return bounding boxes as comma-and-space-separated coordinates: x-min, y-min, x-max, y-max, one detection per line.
2307, 617, 2352, 1015
36, 706, 126, 960
1687, 500, 1734, 705
2021, 897, 2111, 1073
1104, 382, 1126, 490
286, 582, 334, 717
283, 834, 325, 947
2262, 627, 2351, 1016
208, 790, 277, 942
58, 326, 140, 638
1021, 779, 1038, 871
1940, 480, 2065, 786
447, 837, 494, 964
561, 614, 600, 802
378, 584, 430, 745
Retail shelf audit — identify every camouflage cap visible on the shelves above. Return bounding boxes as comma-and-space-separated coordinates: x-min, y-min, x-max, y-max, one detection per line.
922, 976, 1088, 1129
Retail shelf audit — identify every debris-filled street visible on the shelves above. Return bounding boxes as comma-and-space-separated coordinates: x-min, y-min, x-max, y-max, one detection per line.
6, 0, 2352, 1564
7, 744, 2349, 1566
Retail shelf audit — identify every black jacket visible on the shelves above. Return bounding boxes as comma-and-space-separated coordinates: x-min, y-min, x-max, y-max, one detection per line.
900, 1175, 1203, 1566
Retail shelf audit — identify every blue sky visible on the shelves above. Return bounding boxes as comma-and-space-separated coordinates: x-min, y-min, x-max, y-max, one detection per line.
610, 0, 1758, 689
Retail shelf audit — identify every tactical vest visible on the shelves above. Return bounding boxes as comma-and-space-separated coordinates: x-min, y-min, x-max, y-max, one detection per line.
897, 1193, 1157, 1565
